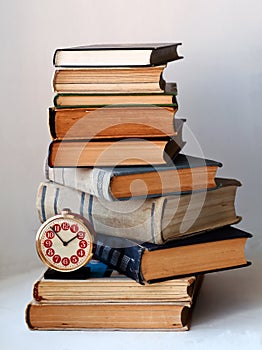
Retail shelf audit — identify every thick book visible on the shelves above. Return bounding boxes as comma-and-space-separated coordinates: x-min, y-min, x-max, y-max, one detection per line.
36, 178, 241, 244
33, 262, 202, 303
26, 301, 194, 331
53, 43, 183, 67
46, 154, 222, 200
93, 226, 252, 284
53, 66, 171, 93
48, 136, 184, 167
54, 92, 177, 108
49, 109, 181, 140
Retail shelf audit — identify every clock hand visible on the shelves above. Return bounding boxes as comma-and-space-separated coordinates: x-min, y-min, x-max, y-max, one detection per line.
50, 226, 67, 246
65, 234, 78, 245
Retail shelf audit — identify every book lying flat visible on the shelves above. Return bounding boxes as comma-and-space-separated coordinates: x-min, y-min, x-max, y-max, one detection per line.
94, 226, 252, 284
53, 43, 183, 67
46, 154, 222, 200
54, 92, 177, 108
37, 178, 241, 244
26, 301, 195, 331
33, 263, 202, 303
53, 81, 176, 94
53, 66, 166, 85
53, 66, 170, 93
48, 137, 184, 167
49, 109, 181, 140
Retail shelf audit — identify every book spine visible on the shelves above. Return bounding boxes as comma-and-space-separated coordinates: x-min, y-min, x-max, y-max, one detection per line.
93, 234, 145, 284
25, 304, 34, 330
150, 44, 183, 66
45, 162, 113, 201
33, 281, 42, 302
48, 108, 57, 139
36, 182, 164, 244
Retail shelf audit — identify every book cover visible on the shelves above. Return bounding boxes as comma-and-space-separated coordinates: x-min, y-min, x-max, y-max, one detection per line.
36, 178, 241, 244
53, 43, 183, 67
49, 110, 182, 140
53, 66, 173, 94
46, 153, 222, 200
26, 301, 192, 331
53, 91, 178, 108
33, 262, 201, 303
47, 136, 184, 167
93, 226, 252, 284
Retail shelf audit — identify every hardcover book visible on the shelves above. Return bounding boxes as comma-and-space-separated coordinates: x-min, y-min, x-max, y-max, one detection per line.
53, 91, 177, 108
36, 178, 241, 244
33, 262, 202, 303
49, 109, 182, 140
53, 65, 171, 94
48, 136, 184, 167
53, 43, 183, 67
46, 154, 222, 200
93, 226, 252, 284
26, 301, 195, 331
53, 65, 166, 85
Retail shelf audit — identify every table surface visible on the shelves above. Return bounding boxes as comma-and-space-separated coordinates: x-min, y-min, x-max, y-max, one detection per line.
1, 250, 262, 350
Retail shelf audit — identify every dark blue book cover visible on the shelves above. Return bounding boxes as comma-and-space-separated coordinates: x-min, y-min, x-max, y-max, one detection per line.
94, 226, 252, 284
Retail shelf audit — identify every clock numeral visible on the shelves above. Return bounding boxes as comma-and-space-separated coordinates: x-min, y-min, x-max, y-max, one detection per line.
79, 240, 88, 249
43, 239, 52, 248
53, 255, 61, 264
53, 224, 61, 233
61, 222, 70, 230
46, 230, 55, 239
70, 224, 79, 233
77, 231, 85, 240
77, 249, 85, 258
46, 248, 55, 257
70, 255, 79, 264
62, 257, 70, 266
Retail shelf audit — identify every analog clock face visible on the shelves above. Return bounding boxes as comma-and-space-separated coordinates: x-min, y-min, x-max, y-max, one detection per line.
36, 216, 93, 272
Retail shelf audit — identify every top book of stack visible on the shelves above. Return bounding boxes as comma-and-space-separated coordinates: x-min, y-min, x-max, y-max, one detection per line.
53, 43, 183, 67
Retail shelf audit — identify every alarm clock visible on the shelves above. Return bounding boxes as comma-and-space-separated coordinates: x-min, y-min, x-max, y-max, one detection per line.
36, 209, 94, 272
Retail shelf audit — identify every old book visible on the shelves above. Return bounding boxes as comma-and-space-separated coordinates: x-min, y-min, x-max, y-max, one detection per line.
53, 81, 176, 94
49, 108, 181, 140
53, 66, 166, 85
46, 154, 222, 200
36, 178, 241, 244
33, 263, 202, 303
54, 92, 177, 108
53, 72, 176, 94
53, 66, 169, 93
26, 301, 194, 331
48, 136, 184, 167
53, 43, 183, 67
94, 226, 252, 284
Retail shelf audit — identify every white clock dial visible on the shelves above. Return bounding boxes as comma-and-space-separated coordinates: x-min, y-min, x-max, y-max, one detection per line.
36, 211, 94, 272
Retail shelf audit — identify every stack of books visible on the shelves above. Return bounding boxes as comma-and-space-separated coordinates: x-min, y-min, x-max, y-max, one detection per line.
26, 43, 251, 331
26, 260, 203, 330
48, 43, 184, 167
